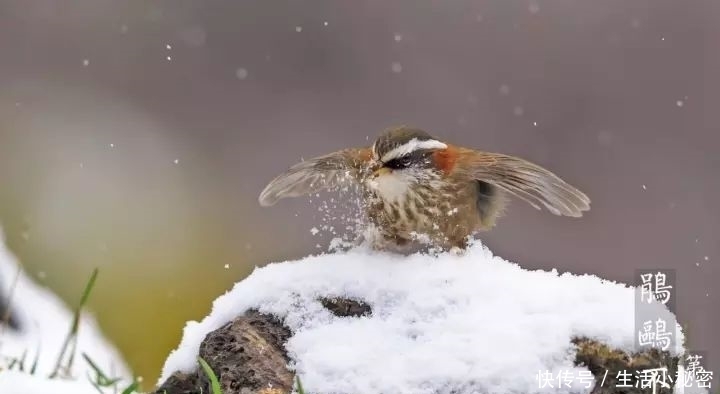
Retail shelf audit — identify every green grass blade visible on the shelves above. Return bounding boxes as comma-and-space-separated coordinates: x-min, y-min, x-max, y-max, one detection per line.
198, 357, 223, 394
121, 380, 140, 394
17, 349, 27, 372
88, 377, 104, 394
81, 352, 120, 386
50, 268, 99, 378
29, 344, 40, 375
82, 352, 108, 381
295, 375, 306, 394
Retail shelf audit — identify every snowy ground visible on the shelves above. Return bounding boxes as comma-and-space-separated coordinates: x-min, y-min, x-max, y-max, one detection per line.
161, 241, 685, 394
0, 371, 107, 394
0, 230, 131, 393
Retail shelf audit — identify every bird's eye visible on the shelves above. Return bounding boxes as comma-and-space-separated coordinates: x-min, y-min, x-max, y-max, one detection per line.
385, 157, 412, 169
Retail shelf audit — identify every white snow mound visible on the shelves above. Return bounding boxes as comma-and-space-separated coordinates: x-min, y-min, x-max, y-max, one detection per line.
0, 230, 130, 383
0, 371, 105, 394
161, 241, 684, 394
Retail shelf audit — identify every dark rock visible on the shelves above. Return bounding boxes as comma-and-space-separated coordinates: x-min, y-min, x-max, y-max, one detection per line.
573, 337, 679, 394
0, 290, 21, 331
154, 371, 199, 394
319, 297, 372, 317
1, 270, 21, 331
199, 311, 294, 394
154, 310, 294, 394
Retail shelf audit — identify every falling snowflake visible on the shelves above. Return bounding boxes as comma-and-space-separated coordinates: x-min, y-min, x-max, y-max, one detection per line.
235, 68, 249, 80
391, 62, 403, 73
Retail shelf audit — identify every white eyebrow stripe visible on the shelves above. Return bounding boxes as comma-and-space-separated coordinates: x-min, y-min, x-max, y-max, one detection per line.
380, 138, 447, 162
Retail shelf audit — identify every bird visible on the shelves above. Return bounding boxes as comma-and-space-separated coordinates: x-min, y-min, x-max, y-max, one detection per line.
259, 126, 590, 251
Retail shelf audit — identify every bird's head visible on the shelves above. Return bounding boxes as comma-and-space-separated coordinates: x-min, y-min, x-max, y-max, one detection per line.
366, 126, 450, 202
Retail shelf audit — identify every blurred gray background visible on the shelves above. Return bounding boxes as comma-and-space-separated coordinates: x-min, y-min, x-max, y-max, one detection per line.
0, 0, 717, 385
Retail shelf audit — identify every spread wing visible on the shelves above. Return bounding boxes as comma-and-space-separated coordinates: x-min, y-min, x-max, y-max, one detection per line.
258, 148, 371, 206
461, 150, 590, 217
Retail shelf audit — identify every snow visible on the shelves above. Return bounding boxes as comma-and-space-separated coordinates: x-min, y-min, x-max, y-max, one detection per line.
0, 230, 130, 386
0, 372, 102, 394
235, 67, 249, 80
160, 241, 685, 394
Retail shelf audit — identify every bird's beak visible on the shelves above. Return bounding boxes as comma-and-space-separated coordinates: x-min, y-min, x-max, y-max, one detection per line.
372, 167, 391, 178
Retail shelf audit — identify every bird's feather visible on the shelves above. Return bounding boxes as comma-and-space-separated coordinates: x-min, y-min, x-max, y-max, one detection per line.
258, 148, 371, 206
459, 149, 590, 217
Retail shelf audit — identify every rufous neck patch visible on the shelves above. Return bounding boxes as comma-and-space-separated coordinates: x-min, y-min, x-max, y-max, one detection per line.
433, 146, 458, 174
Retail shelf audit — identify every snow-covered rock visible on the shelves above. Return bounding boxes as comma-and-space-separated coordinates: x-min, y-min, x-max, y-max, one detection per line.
160, 241, 685, 394
0, 230, 130, 390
